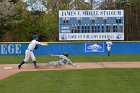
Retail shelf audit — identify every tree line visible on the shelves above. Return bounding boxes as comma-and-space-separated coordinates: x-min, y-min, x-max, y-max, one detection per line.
0, 0, 140, 41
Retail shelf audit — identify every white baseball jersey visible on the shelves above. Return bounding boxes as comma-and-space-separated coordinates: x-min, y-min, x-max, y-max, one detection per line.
48, 55, 73, 66
59, 55, 72, 65
28, 40, 46, 51
106, 41, 112, 52
106, 41, 112, 47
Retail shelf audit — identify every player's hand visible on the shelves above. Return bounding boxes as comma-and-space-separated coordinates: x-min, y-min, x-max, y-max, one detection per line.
72, 64, 76, 67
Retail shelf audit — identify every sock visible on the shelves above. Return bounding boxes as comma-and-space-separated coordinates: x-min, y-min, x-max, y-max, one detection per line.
33, 61, 36, 66
108, 51, 110, 56
19, 61, 25, 66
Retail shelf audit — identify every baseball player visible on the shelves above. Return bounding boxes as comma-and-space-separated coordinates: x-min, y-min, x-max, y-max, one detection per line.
47, 53, 76, 67
105, 39, 113, 56
18, 35, 48, 69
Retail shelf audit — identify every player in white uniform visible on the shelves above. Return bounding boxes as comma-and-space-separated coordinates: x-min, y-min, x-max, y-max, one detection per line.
18, 35, 48, 69
47, 53, 76, 67
105, 39, 113, 56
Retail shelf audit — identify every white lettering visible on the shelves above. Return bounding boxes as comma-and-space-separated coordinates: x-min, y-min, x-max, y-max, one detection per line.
1, 44, 7, 54
61, 26, 70, 29
8, 44, 14, 54
59, 10, 124, 17
59, 33, 124, 40
15, 44, 21, 54
0, 44, 21, 55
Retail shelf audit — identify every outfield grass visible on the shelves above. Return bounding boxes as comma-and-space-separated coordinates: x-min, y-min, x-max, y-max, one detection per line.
1, 69, 140, 93
0, 54, 140, 64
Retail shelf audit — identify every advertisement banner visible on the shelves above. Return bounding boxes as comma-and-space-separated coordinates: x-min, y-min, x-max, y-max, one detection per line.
85, 43, 104, 52
59, 33, 124, 40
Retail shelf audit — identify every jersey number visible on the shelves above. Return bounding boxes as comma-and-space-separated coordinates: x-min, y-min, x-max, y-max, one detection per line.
63, 59, 67, 63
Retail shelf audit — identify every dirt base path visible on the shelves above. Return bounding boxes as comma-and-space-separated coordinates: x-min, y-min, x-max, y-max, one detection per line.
0, 62, 140, 80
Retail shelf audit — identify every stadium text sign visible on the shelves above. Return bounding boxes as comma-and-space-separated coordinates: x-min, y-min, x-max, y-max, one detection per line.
59, 10, 124, 40
59, 10, 123, 17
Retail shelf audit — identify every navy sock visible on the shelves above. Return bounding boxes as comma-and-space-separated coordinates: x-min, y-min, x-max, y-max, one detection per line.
108, 51, 110, 56
19, 61, 25, 66
33, 61, 36, 66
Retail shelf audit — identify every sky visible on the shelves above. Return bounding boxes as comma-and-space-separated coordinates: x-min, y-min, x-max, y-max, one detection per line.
84, 0, 103, 3
22, 0, 103, 11
22, 0, 47, 11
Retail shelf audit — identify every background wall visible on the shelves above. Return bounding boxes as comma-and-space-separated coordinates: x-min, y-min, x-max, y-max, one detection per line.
0, 42, 140, 55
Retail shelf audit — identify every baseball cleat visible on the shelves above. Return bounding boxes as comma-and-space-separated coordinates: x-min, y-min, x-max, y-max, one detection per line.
34, 65, 39, 69
18, 65, 21, 69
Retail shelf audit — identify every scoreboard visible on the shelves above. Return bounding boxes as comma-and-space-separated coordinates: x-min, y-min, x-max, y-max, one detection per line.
59, 10, 124, 40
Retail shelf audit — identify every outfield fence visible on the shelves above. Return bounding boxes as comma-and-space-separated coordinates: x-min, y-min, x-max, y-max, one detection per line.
0, 41, 140, 55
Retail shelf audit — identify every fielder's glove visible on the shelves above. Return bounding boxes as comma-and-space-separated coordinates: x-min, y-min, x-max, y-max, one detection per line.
35, 45, 38, 49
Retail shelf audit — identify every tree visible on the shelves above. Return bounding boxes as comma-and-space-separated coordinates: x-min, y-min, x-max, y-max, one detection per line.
1, 0, 139, 41
9, 0, 18, 4
0, 0, 24, 41
98, 0, 140, 40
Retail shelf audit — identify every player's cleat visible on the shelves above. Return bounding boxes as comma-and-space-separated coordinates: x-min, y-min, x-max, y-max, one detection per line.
108, 52, 110, 56
34, 65, 39, 69
18, 65, 21, 69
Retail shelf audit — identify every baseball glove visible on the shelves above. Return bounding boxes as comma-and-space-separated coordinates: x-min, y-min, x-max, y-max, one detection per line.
35, 45, 38, 49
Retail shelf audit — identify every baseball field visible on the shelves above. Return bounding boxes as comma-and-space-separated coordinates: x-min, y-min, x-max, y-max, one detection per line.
0, 54, 140, 93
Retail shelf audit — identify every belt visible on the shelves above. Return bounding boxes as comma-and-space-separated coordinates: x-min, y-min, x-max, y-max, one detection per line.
27, 49, 32, 51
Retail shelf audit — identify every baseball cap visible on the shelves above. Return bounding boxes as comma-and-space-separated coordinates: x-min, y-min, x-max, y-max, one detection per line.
63, 52, 69, 57
33, 35, 39, 39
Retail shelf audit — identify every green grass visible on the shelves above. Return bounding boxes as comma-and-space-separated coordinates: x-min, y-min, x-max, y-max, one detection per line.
1, 69, 140, 93
0, 54, 140, 64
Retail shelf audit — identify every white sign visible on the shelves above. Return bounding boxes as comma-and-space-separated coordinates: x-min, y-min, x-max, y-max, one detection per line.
59, 10, 124, 17
59, 33, 124, 40
85, 43, 104, 52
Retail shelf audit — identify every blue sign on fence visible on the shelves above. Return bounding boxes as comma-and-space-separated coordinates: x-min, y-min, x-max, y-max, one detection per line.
85, 43, 104, 52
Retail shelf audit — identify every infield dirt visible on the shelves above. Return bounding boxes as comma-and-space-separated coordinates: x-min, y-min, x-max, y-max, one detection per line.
0, 62, 140, 80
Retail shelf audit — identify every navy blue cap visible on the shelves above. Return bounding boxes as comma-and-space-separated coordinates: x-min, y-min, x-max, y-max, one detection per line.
33, 35, 39, 39
63, 52, 68, 57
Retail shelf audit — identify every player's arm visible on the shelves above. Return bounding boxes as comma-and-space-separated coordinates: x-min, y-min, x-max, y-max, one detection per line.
68, 60, 76, 67
50, 54, 62, 57
70, 62, 76, 67
71, 63, 76, 67
37, 41, 48, 47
